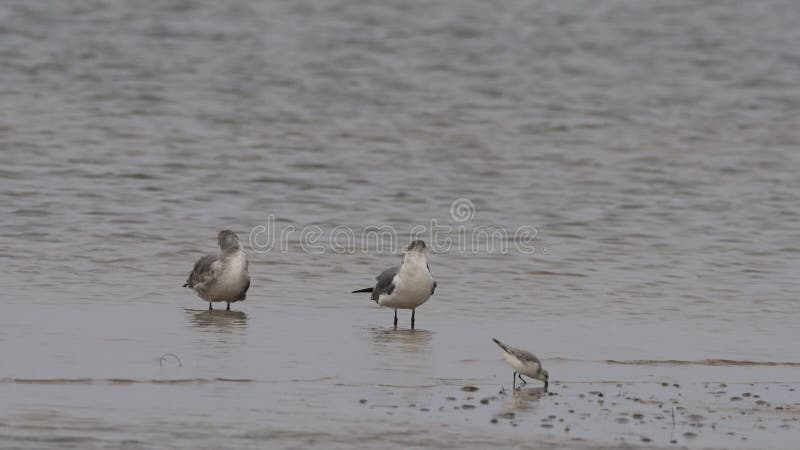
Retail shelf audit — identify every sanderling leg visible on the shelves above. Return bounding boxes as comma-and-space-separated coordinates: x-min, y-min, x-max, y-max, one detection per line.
512, 372, 517, 390
226, 302, 230, 311
411, 309, 415, 329
393, 309, 398, 328
518, 373, 527, 385
208, 302, 213, 311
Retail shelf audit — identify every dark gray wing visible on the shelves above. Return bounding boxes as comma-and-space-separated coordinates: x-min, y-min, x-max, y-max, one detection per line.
427, 263, 437, 295
371, 265, 400, 302
235, 276, 250, 301
183, 254, 217, 288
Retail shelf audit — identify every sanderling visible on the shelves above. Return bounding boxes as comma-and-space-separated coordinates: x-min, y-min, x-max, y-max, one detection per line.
492, 338, 549, 391
183, 230, 250, 311
353, 240, 437, 329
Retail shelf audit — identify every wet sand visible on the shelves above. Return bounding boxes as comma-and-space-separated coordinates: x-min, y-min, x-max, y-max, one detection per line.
2, 354, 798, 449
1, 382, 798, 449
1, 304, 799, 449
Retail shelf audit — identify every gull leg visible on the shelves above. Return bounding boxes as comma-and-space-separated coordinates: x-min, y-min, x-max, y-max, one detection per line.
411, 309, 415, 329
513, 372, 517, 390
393, 309, 398, 328
226, 302, 231, 311
518, 373, 527, 385
208, 301, 213, 311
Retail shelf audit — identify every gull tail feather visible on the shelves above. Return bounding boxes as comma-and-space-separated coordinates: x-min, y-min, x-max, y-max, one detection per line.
492, 338, 511, 353
352, 287, 374, 294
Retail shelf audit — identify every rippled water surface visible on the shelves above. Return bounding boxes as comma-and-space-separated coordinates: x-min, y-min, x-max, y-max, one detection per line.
2, 0, 800, 448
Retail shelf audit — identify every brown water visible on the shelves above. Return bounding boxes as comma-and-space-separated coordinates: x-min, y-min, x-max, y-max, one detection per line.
2, 0, 800, 448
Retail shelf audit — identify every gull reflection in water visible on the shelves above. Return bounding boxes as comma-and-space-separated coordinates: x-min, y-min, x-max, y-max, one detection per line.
369, 326, 433, 353
185, 308, 248, 334
368, 326, 434, 376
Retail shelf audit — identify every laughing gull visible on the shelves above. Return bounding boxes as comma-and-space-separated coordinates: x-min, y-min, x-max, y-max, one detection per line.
183, 230, 250, 311
352, 240, 437, 329
492, 338, 549, 391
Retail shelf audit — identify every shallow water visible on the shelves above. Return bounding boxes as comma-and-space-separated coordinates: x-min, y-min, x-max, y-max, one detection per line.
2, 0, 800, 448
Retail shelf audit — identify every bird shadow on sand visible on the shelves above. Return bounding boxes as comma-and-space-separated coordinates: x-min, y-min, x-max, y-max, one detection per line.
184, 308, 248, 334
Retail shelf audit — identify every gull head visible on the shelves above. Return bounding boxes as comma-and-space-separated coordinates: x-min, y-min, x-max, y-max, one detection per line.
403, 240, 429, 264
405, 240, 427, 253
218, 230, 240, 252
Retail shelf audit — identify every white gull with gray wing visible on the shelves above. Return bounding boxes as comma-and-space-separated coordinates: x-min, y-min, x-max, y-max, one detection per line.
353, 240, 436, 329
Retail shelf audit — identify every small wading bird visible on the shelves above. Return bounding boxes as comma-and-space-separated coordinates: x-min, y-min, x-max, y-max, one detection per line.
492, 338, 549, 391
183, 230, 250, 311
352, 240, 436, 329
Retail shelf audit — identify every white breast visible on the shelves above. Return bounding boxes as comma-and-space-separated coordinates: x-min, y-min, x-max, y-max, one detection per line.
210, 250, 249, 301
378, 257, 434, 309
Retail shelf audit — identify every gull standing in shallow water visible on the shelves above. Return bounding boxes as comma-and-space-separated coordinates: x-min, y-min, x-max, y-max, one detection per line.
352, 240, 436, 329
492, 338, 549, 391
183, 230, 250, 311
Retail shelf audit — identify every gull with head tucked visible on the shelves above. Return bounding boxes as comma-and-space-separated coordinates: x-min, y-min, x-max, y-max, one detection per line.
492, 338, 549, 391
352, 240, 437, 329
183, 230, 250, 311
